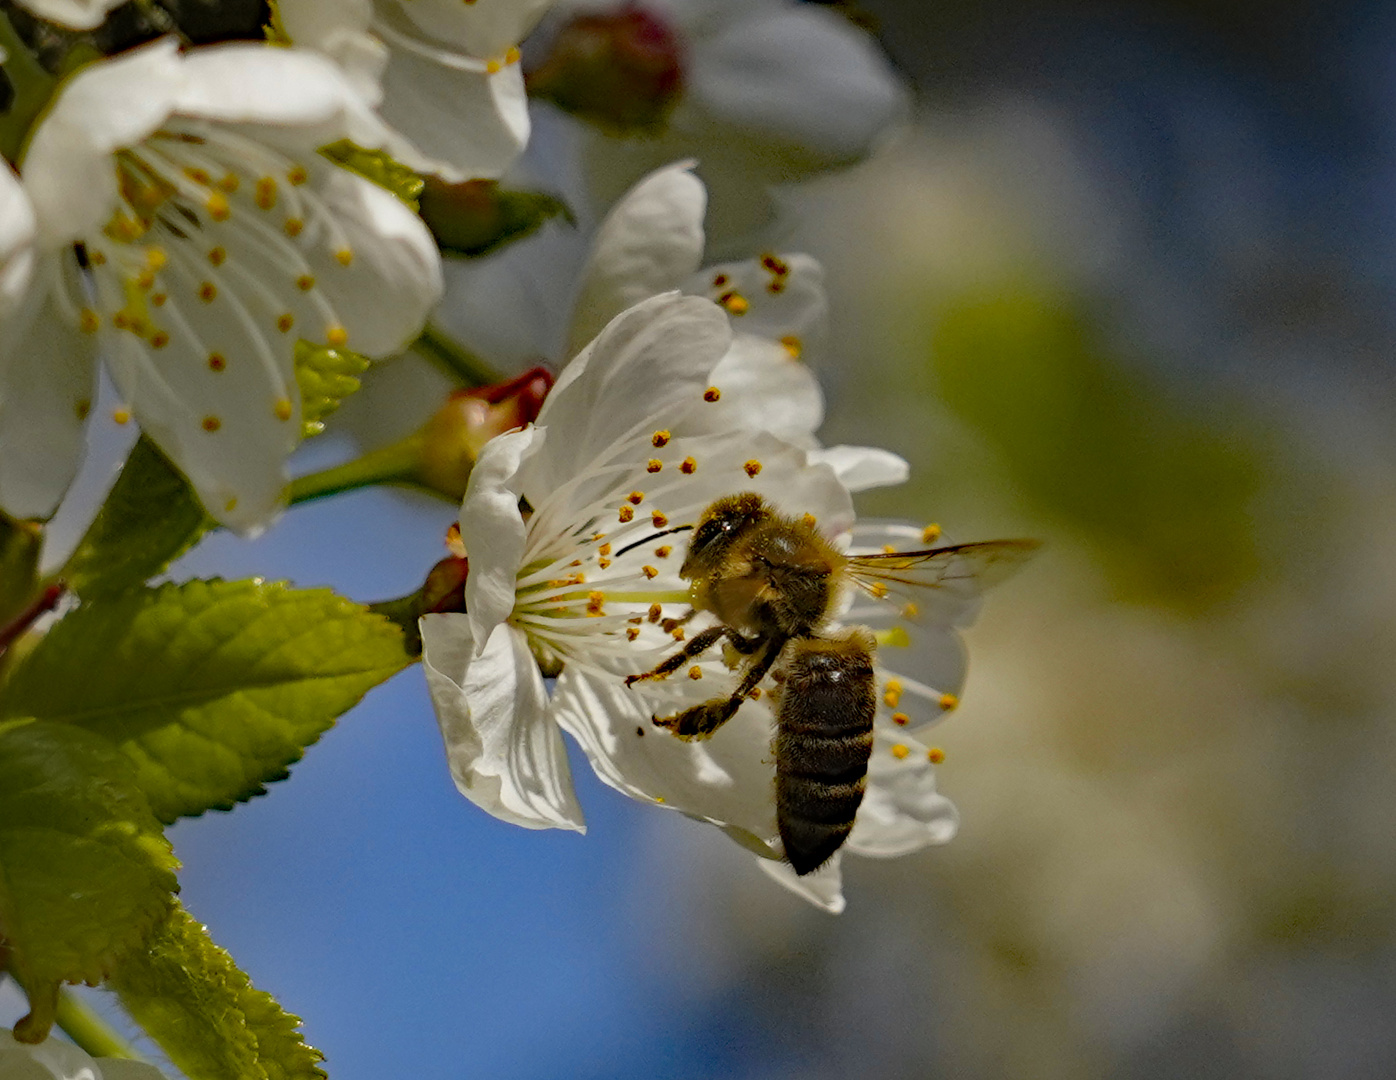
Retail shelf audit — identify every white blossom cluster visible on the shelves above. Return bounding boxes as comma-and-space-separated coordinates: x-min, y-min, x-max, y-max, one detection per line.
0, 0, 982, 912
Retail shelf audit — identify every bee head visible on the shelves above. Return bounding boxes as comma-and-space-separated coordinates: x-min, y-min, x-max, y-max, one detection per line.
680, 492, 772, 578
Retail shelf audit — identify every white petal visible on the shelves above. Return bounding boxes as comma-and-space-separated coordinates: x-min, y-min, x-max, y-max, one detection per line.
276, 0, 388, 103
11, 0, 124, 30
847, 730, 958, 857
459, 426, 542, 654
21, 39, 184, 245
551, 667, 780, 851
383, 0, 553, 59
0, 1029, 167, 1079
807, 445, 909, 492
755, 853, 846, 914
691, 334, 823, 445
0, 163, 34, 308
421, 614, 586, 831
374, 29, 530, 180
0, 262, 97, 520
568, 161, 707, 356
526, 292, 730, 499
306, 161, 444, 356
689, 4, 909, 165
683, 252, 826, 347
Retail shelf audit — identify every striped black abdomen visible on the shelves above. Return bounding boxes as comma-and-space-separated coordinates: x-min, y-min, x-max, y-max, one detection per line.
774, 631, 877, 876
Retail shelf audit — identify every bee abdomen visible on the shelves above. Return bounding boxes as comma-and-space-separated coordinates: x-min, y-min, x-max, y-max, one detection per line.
774, 633, 877, 876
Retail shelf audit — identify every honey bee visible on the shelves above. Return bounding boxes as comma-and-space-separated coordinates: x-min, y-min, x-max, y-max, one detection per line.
624, 492, 1038, 876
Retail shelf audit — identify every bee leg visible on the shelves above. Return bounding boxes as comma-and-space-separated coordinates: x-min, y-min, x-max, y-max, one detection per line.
660, 608, 696, 633
654, 637, 785, 741
624, 624, 731, 686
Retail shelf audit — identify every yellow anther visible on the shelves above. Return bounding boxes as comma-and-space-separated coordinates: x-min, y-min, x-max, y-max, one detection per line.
780, 335, 802, 360
284, 217, 305, 237
743, 460, 762, 477
892, 712, 910, 726
927, 747, 946, 764
647, 604, 663, 622
336, 248, 354, 266
78, 309, 99, 333
598, 557, 612, 569
938, 693, 959, 711
208, 246, 227, 266
205, 191, 230, 221
679, 457, 697, 474
145, 247, 167, 270
801, 513, 817, 529
207, 352, 226, 371
296, 274, 315, 291
598, 543, 612, 556
884, 680, 903, 708
869, 582, 888, 598
88, 249, 106, 266
651, 429, 671, 447
703, 386, 721, 402
586, 590, 606, 616
890, 743, 910, 760
287, 164, 309, 186
627, 490, 645, 505
618, 505, 634, 523
506, 46, 521, 64
276, 313, 295, 333
748, 687, 762, 700
150, 330, 170, 349
655, 546, 671, 558
902, 602, 920, 619
670, 627, 685, 641
136, 270, 155, 291
255, 176, 278, 210
767, 278, 786, 294
113, 407, 131, 425
647, 459, 663, 473
274, 398, 294, 422
151, 292, 167, 307
922, 523, 942, 544
198, 281, 217, 302
687, 666, 703, 680
626, 627, 640, 641
218, 173, 239, 193
326, 325, 349, 348
654, 795, 665, 803
184, 166, 212, 186
651, 511, 668, 528
718, 291, 749, 315
712, 273, 729, 288
202, 415, 221, 432
642, 565, 659, 579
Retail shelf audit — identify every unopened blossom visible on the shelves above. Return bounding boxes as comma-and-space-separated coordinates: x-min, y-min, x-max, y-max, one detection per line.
0, 39, 442, 530
0, 1029, 166, 1080
420, 291, 968, 911
276, 0, 553, 181
529, 0, 910, 235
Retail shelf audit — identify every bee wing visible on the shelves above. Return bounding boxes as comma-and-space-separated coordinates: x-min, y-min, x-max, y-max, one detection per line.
844, 539, 1041, 629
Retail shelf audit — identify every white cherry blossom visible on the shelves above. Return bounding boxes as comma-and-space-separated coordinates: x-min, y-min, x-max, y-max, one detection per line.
0, 39, 443, 530
420, 291, 969, 911
533, 0, 911, 236
276, 0, 553, 181
0, 1030, 167, 1080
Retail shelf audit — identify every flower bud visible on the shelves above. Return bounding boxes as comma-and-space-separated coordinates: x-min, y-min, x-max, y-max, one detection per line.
527, 9, 684, 134
419, 179, 569, 259
415, 367, 553, 500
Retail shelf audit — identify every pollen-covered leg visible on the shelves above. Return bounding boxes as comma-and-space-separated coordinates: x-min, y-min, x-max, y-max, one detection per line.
652, 635, 786, 740
624, 623, 730, 686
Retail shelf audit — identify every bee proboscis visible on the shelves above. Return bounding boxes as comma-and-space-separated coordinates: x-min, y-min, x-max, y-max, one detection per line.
624, 492, 1038, 876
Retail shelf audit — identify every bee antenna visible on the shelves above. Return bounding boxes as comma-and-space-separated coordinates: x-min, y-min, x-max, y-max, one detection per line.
614, 523, 693, 557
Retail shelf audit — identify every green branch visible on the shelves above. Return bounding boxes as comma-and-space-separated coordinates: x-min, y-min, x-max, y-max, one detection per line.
414, 325, 505, 388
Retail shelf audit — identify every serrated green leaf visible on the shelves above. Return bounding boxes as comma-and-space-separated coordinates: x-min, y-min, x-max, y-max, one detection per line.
319, 139, 423, 208
112, 904, 326, 1080
295, 340, 371, 438
0, 720, 178, 1040
0, 580, 410, 821
61, 437, 209, 600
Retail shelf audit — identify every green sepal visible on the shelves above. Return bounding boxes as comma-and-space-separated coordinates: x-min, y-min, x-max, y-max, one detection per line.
0, 579, 410, 822
295, 339, 371, 438
319, 139, 423, 209
421, 178, 572, 259
0, 720, 178, 1042
0, 513, 41, 628
61, 437, 210, 600
111, 903, 326, 1080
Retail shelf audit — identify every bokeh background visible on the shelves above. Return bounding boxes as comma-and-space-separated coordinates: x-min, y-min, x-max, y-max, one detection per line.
8, 0, 1396, 1076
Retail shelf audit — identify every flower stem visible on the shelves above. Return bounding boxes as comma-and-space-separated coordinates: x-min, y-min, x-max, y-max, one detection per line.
414, 324, 505, 388
288, 437, 426, 506
54, 988, 144, 1061
0, 13, 56, 164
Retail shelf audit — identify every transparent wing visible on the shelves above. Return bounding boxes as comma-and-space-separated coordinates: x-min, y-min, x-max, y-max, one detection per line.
845, 539, 1041, 628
